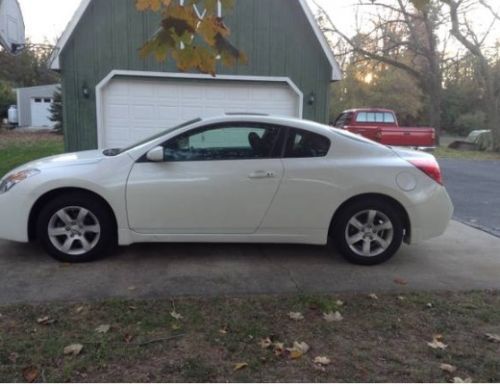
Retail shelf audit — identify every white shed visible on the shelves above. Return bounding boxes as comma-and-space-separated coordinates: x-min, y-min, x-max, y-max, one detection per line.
16, 84, 60, 128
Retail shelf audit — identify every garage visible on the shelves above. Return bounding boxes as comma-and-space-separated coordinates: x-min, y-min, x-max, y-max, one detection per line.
30, 97, 53, 127
97, 74, 302, 149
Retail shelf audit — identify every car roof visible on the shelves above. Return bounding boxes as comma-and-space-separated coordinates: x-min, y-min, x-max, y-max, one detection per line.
342, 108, 395, 113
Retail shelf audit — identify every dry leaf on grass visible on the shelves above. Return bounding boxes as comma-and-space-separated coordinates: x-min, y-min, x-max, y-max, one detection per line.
95, 324, 111, 334
64, 344, 83, 356
37, 316, 56, 326
440, 363, 457, 373
394, 277, 408, 285
453, 377, 472, 383
75, 306, 85, 314
124, 333, 135, 344
398, 296, 406, 301
323, 311, 344, 322
288, 312, 305, 321
426, 303, 434, 308
485, 333, 500, 343
273, 342, 285, 357
128, 306, 138, 311
427, 335, 448, 350
8, 352, 18, 364
234, 362, 248, 371
287, 341, 310, 359
369, 293, 379, 300
219, 327, 229, 335
170, 311, 183, 321
171, 323, 182, 331
314, 356, 332, 366
259, 337, 273, 349
22, 366, 39, 383
336, 300, 345, 307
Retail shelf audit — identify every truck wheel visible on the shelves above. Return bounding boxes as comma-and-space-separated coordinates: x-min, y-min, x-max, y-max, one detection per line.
36, 193, 116, 263
333, 199, 404, 265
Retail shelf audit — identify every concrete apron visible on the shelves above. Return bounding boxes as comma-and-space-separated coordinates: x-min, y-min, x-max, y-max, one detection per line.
0, 221, 499, 305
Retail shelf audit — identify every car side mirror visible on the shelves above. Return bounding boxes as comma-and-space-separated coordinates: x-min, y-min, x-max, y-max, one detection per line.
146, 146, 165, 162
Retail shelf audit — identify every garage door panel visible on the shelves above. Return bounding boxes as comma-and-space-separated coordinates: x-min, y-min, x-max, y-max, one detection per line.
101, 78, 301, 149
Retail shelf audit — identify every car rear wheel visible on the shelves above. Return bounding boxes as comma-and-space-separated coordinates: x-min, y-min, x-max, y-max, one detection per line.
37, 194, 116, 263
333, 199, 404, 265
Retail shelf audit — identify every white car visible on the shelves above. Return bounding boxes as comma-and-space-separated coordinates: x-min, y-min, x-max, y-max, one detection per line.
0, 115, 453, 265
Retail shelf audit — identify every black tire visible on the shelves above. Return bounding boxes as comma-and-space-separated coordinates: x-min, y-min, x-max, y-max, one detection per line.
36, 193, 116, 263
332, 198, 404, 266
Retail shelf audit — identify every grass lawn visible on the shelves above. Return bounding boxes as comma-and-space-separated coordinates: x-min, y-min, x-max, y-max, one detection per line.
433, 147, 500, 161
1, 291, 499, 383
0, 130, 64, 177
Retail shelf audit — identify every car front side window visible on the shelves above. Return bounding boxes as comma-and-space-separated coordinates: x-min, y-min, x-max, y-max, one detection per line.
162, 124, 281, 162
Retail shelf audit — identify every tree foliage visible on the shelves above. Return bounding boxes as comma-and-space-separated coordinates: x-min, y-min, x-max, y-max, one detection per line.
136, 0, 247, 75
49, 87, 63, 133
0, 80, 15, 119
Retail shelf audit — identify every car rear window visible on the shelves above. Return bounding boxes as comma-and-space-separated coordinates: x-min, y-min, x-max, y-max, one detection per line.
356, 112, 396, 124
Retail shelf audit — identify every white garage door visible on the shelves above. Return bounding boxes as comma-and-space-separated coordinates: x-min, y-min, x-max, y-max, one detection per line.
100, 78, 301, 149
30, 97, 53, 127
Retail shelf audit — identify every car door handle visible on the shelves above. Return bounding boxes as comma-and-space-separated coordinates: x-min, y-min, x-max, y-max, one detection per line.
249, 171, 276, 179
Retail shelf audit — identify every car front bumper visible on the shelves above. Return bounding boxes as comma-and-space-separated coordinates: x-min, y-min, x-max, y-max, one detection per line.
0, 189, 31, 243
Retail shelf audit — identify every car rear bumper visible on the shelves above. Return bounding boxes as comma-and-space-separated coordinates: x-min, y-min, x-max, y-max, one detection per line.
407, 185, 454, 244
0, 190, 30, 243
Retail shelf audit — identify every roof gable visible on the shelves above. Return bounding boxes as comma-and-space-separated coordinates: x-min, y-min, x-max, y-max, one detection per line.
50, 0, 341, 81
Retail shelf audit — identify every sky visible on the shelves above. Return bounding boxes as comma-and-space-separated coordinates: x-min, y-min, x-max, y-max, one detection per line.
18, 0, 499, 50
19, 0, 358, 44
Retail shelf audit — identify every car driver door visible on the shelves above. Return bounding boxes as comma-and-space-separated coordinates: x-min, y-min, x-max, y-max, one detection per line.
125, 122, 285, 235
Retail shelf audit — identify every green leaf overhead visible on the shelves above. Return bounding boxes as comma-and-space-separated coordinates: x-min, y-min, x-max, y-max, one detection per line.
136, 0, 246, 76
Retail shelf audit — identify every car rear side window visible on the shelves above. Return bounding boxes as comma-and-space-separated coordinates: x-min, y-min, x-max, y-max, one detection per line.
284, 129, 331, 158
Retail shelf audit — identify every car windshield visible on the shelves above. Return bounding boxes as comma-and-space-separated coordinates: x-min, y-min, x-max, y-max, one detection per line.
108, 118, 202, 156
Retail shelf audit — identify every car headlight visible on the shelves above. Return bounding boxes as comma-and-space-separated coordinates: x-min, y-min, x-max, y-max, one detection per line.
0, 169, 41, 194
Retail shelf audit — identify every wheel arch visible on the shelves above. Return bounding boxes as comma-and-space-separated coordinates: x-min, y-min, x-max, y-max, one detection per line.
329, 193, 411, 243
28, 187, 118, 241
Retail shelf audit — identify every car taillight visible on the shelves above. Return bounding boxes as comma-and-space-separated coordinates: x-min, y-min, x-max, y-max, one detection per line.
408, 158, 443, 185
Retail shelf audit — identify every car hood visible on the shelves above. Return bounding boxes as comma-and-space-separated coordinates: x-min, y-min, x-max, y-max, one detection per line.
7, 150, 106, 175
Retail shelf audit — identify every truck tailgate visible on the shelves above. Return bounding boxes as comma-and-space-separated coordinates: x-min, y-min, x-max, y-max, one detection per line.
381, 127, 435, 147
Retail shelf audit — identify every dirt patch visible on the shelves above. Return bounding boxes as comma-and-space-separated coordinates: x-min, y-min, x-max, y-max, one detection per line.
1, 291, 499, 382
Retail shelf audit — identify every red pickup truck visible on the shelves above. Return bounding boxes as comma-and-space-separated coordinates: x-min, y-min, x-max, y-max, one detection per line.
334, 108, 436, 148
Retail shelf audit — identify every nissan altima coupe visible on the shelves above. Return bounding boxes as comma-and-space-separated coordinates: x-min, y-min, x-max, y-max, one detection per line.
0, 115, 453, 265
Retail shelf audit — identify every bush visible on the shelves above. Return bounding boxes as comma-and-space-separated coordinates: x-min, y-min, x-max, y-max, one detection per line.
454, 111, 488, 136
0, 81, 15, 119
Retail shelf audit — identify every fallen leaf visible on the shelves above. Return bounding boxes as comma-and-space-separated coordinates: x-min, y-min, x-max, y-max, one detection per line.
8, 352, 18, 364
288, 312, 305, 321
234, 362, 248, 371
394, 277, 408, 285
171, 323, 182, 331
64, 344, 83, 356
440, 363, 457, 373
426, 303, 434, 308
75, 306, 85, 314
427, 335, 447, 350
170, 311, 183, 321
95, 324, 111, 334
22, 366, 39, 383
336, 300, 345, 307
397, 296, 406, 301
259, 337, 273, 349
287, 341, 310, 359
37, 316, 56, 326
485, 333, 500, 343
219, 327, 229, 335
128, 306, 138, 311
128, 286, 137, 291
369, 293, 379, 300
314, 356, 332, 366
313, 363, 328, 373
273, 342, 285, 356
124, 333, 135, 344
453, 377, 472, 383
323, 311, 344, 322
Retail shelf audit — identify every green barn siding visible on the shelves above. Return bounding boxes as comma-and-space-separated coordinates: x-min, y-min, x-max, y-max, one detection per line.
61, 0, 333, 151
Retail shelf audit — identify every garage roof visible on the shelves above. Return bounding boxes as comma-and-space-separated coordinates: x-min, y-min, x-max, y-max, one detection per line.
49, 0, 342, 81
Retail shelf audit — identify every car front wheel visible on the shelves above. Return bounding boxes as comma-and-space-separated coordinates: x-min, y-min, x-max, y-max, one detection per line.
333, 199, 404, 265
37, 194, 116, 263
